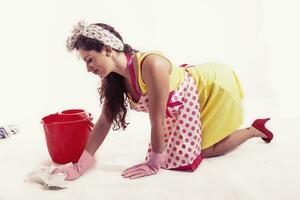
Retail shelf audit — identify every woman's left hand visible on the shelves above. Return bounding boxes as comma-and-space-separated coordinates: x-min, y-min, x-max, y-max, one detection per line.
121, 151, 162, 179
121, 163, 159, 179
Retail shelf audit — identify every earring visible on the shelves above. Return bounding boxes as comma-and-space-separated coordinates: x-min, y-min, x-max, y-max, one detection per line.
107, 52, 111, 57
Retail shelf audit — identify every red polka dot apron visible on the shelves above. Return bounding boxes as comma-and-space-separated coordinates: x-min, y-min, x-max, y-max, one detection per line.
127, 54, 203, 172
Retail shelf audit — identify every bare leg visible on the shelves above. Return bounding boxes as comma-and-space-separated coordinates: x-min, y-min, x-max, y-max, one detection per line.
202, 126, 266, 158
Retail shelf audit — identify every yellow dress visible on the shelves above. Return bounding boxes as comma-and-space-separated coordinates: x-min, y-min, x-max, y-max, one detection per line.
132, 50, 244, 150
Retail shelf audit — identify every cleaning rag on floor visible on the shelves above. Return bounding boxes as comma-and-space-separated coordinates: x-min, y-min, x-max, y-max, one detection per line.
25, 164, 70, 190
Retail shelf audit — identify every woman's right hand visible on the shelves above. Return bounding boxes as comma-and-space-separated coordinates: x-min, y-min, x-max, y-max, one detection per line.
52, 150, 96, 181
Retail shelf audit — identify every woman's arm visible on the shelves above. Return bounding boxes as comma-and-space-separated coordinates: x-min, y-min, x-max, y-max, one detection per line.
121, 55, 171, 179
85, 107, 112, 156
142, 54, 171, 153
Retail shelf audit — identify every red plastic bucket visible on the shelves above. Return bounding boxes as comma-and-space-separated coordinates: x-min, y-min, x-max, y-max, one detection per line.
41, 109, 94, 164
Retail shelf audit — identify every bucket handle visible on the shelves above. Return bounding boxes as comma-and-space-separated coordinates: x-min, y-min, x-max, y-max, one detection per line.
87, 120, 94, 128
86, 115, 94, 131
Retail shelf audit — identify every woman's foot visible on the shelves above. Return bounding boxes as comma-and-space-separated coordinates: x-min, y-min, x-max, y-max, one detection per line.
251, 118, 273, 143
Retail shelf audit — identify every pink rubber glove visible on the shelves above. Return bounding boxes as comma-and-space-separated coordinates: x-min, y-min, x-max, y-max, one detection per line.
51, 150, 96, 181
121, 151, 162, 179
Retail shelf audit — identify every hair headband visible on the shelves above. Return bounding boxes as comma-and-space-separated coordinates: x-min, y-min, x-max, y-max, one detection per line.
66, 21, 124, 52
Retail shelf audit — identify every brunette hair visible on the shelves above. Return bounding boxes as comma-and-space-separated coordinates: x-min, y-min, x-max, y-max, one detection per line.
74, 23, 138, 131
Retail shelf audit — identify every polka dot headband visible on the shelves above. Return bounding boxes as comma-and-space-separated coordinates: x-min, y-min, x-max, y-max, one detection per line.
66, 21, 124, 51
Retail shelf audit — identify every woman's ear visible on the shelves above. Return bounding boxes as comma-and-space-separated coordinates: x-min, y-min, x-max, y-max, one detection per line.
104, 45, 113, 56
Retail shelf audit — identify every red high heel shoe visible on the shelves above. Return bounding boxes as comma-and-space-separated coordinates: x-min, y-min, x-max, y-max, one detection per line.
251, 118, 273, 143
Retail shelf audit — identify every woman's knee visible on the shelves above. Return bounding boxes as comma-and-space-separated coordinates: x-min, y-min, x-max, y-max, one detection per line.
202, 135, 231, 158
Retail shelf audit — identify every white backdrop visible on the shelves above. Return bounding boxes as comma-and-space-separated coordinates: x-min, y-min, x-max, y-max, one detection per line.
1, 0, 300, 199
1, 0, 299, 125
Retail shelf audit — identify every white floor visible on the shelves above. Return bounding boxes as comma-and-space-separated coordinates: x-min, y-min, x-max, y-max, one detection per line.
1, 0, 300, 199
1, 98, 299, 200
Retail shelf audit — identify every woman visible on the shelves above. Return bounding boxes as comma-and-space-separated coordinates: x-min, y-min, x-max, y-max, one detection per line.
52, 21, 273, 180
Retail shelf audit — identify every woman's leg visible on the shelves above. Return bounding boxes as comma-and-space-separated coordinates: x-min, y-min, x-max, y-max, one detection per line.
202, 126, 266, 158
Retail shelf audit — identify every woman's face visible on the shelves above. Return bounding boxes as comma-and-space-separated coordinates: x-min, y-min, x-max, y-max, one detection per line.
78, 48, 112, 78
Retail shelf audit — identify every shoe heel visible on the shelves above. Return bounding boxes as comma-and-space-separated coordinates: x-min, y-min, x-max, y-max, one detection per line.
251, 118, 273, 143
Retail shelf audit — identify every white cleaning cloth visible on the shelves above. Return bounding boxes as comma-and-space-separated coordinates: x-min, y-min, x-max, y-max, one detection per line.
26, 164, 70, 189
